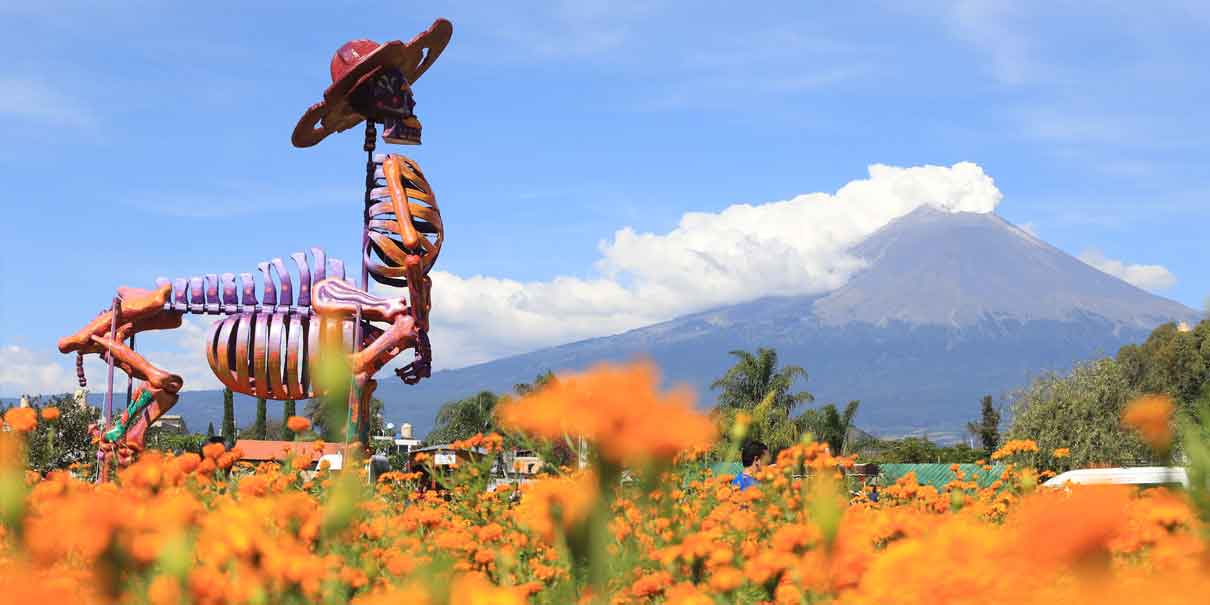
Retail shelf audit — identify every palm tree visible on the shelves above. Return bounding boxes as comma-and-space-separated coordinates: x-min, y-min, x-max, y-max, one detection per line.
711, 348, 813, 412
426, 390, 500, 444
799, 400, 861, 454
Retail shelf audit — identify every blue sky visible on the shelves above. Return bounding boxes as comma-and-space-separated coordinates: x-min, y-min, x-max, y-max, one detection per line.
2, 1, 1208, 396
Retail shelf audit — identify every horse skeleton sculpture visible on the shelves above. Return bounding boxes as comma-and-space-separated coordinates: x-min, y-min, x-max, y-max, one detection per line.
58, 19, 453, 476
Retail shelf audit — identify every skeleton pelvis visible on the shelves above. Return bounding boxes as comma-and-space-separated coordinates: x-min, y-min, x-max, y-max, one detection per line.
206, 311, 358, 400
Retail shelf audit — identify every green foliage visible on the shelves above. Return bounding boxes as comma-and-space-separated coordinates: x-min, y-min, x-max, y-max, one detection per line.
1007, 358, 1151, 470
711, 347, 813, 412
206, 421, 215, 438
708, 347, 822, 459
1118, 322, 1207, 406
427, 391, 500, 444
221, 387, 235, 448
513, 370, 556, 397
856, 436, 983, 464
305, 397, 384, 442
1179, 399, 1210, 530
254, 396, 267, 439
145, 431, 207, 455
967, 395, 1001, 456
8, 395, 99, 474
800, 400, 861, 455
236, 417, 286, 441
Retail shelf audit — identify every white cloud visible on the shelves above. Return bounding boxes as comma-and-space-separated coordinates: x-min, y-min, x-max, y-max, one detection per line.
0, 344, 76, 397
1078, 249, 1177, 291
408, 162, 1004, 369
0, 77, 92, 127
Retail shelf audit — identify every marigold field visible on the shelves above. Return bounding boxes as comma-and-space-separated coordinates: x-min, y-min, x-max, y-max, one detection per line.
2, 362, 1210, 604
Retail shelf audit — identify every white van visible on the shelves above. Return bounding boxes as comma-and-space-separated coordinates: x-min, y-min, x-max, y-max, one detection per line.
1042, 467, 1188, 489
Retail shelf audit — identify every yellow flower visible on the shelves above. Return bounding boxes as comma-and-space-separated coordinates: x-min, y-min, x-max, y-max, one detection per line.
40, 407, 60, 422
1052, 447, 1070, 459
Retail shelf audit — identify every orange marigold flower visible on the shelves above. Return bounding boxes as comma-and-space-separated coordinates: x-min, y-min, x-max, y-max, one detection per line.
990, 439, 1039, 460
201, 442, 225, 460
497, 361, 715, 465
631, 571, 673, 597
287, 416, 312, 433
175, 452, 201, 473
1122, 394, 1174, 451
4, 407, 37, 432
40, 407, 60, 422
147, 575, 182, 605
1052, 447, 1071, 459
196, 458, 217, 475
449, 573, 525, 605
514, 473, 598, 544
708, 566, 744, 593
1010, 484, 1131, 566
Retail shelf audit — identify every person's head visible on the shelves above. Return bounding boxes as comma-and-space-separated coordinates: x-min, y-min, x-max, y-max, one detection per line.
741, 441, 770, 471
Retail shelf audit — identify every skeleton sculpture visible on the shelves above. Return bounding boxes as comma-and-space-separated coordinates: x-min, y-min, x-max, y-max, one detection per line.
58, 19, 453, 477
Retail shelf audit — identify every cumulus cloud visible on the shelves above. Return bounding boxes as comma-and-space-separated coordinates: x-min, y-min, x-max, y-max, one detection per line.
412, 162, 1004, 368
1078, 249, 1177, 292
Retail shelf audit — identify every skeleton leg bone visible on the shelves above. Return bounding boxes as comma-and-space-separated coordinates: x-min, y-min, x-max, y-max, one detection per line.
84, 330, 184, 470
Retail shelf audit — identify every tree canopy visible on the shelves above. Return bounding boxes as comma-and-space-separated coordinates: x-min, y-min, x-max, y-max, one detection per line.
426, 390, 501, 444
711, 347, 813, 412
1007, 358, 1151, 470
5, 394, 99, 474
799, 400, 861, 455
1006, 319, 1210, 470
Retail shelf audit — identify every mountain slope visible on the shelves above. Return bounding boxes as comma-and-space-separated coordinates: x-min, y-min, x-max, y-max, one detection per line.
814, 207, 1191, 328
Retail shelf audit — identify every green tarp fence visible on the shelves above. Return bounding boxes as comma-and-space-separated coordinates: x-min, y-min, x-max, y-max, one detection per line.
692, 462, 1008, 491
877, 463, 1008, 489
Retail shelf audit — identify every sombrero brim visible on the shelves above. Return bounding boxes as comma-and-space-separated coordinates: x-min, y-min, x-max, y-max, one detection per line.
292, 18, 453, 148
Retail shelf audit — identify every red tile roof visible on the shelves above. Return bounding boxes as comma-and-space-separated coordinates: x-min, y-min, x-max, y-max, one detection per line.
234, 440, 344, 466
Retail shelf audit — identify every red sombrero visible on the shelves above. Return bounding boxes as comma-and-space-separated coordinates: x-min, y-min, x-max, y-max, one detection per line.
292, 18, 452, 148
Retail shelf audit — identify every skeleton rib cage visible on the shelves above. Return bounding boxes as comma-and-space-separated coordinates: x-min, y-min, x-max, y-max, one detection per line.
153, 247, 352, 399
146, 154, 442, 400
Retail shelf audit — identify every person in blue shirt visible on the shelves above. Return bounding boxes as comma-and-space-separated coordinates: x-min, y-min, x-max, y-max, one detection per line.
731, 441, 769, 491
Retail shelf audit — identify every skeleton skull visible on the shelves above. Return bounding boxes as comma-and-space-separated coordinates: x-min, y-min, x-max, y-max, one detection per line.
351, 67, 422, 145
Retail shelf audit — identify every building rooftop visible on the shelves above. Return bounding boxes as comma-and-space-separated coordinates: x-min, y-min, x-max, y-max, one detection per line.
234, 439, 344, 466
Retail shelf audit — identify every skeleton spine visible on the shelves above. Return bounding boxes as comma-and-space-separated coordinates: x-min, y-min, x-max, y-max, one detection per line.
155, 247, 348, 316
